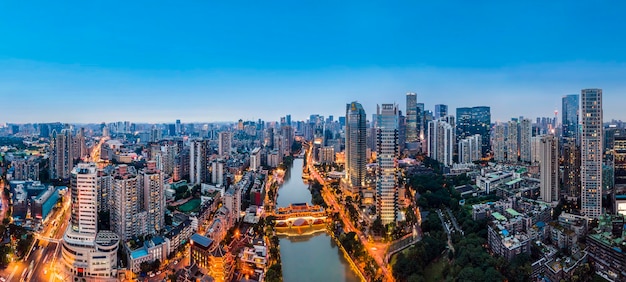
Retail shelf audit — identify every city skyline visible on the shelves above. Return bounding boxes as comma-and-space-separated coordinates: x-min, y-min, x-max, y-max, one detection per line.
2, 2, 626, 123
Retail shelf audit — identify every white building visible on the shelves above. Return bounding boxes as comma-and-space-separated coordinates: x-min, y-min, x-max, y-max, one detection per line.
376, 103, 399, 225
141, 161, 165, 235
459, 134, 482, 164
428, 116, 455, 167
61, 163, 120, 280
493, 123, 506, 163
581, 88, 603, 218
250, 147, 261, 172
190, 139, 207, 185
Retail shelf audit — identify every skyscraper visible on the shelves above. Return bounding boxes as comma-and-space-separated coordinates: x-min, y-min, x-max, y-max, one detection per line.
563, 138, 581, 199
506, 120, 519, 162
520, 118, 532, 163
218, 131, 232, 157
417, 103, 425, 141
428, 116, 455, 167
345, 101, 367, 192
111, 165, 145, 240
406, 93, 418, 143
539, 135, 559, 203
493, 123, 506, 162
141, 160, 165, 235
376, 104, 399, 225
190, 139, 208, 185
458, 134, 482, 164
581, 88, 603, 218
50, 128, 73, 180
456, 106, 491, 155
62, 163, 120, 279
562, 94, 579, 141
434, 104, 448, 119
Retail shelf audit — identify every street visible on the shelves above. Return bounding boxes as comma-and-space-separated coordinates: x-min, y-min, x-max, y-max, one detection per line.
305, 145, 395, 281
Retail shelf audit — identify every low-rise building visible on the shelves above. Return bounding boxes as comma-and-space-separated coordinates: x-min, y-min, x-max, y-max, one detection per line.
126, 236, 170, 273
587, 215, 626, 281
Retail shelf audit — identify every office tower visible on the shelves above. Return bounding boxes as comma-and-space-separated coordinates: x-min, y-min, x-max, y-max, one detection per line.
345, 102, 367, 192
376, 104, 399, 225
50, 128, 73, 180
427, 116, 455, 167
493, 123, 506, 162
506, 120, 519, 162
539, 135, 559, 203
613, 137, 626, 187
456, 106, 491, 155
581, 88, 603, 218
398, 111, 406, 152
111, 165, 145, 240
70, 163, 99, 234
459, 134, 482, 164
417, 103, 425, 140
286, 114, 292, 126
219, 131, 232, 157
62, 163, 119, 279
406, 93, 418, 143
434, 104, 448, 119
190, 139, 208, 185
176, 119, 181, 135
563, 138, 581, 199
141, 161, 165, 235
520, 118, 532, 162
562, 94, 579, 141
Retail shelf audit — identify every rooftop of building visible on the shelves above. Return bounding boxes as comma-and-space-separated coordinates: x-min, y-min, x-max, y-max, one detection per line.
191, 233, 214, 248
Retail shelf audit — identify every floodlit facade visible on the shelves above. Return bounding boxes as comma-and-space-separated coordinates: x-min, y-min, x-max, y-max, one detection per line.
581, 88, 603, 218
376, 103, 399, 225
61, 163, 119, 280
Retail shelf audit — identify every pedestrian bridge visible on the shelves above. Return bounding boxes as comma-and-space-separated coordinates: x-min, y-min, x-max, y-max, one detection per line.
273, 203, 327, 228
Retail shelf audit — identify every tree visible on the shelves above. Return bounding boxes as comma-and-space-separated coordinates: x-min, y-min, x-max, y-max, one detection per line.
372, 217, 385, 236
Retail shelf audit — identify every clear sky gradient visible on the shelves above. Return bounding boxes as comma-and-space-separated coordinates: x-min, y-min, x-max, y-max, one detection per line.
2, 1, 626, 124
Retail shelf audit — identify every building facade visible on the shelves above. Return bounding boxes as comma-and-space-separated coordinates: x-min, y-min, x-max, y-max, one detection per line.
345, 101, 367, 192
581, 88, 603, 218
539, 135, 559, 203
376, 104, 399, 225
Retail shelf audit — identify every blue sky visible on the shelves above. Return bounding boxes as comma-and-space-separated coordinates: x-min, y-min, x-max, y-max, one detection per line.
1, 1, 626, 123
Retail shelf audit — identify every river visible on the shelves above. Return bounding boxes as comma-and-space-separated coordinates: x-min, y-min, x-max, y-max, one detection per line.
276, 158, 361, 282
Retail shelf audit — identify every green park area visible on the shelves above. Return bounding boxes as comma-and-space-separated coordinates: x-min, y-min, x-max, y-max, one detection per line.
177, 198, 201, 213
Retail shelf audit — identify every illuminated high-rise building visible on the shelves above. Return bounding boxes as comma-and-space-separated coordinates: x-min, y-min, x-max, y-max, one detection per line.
62, 163, 119, 280
376, 103, 399, 225
562, 94, 579, 141
345, 101, 367, 192
434, 104, 448, 119
456, 106, 491, 155
581, 88, 603, 218
428, 116, 455, 167
141, 161, 165, 235
50, 128, 73, 180
406, 93, 418, 142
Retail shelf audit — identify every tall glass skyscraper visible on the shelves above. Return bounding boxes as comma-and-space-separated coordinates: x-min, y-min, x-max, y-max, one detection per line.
434, 104, 448, 119
406, 93, 418, 142
581, 88, 603, 218
345, 102, 367, 192
562, 94, 580, 141
456, 106, 491, 155
376, 104, 399, 225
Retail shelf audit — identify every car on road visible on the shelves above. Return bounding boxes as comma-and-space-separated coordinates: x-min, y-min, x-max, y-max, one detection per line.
149, 272, 155, 278
156, 271, 161, 275
173, 260, 178, 265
